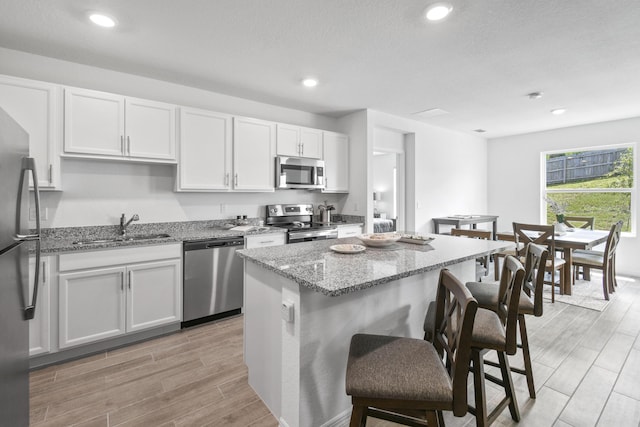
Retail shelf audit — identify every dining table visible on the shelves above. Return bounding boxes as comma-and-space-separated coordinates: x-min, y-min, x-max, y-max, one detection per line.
497, 228, 609, 295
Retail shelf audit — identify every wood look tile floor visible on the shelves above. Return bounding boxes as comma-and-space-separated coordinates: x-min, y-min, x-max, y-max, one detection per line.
31, 274, 640, 427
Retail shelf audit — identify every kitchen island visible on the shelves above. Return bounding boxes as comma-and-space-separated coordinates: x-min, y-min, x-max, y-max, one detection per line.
237, 234, 510, 427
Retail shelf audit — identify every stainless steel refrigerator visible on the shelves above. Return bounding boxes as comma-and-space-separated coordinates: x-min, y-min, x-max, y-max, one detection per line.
0, 106, 41, 425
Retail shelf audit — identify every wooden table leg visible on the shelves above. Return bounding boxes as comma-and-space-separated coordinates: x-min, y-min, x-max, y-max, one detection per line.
563, 248, 573, 295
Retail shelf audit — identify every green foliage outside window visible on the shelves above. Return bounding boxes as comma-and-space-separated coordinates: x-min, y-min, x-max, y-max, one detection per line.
545, 147, 634, 232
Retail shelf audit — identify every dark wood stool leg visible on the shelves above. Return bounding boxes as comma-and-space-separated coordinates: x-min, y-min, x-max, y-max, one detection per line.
472, 350, 489, 427
498, 351, 520, 422
350, 404, 366, 427
518, 314, 536, 399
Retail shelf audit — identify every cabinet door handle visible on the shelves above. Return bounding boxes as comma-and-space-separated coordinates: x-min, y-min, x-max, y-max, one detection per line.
225, 172, 229, 186
121, 272, 124, 291
41, 261, 46, 286
234, 173, 238, 186
128, 271, 132, 289
260, 240, 274, 244
301, 143, 304, 156
126, 136, 131, 156
48, 164, 53, 184
121, 136, 125, 154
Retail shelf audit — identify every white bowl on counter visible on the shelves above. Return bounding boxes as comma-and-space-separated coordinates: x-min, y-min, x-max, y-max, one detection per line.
357, 233, 402, 247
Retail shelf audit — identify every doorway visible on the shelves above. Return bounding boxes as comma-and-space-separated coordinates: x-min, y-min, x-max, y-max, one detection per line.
372, 127, 406, 232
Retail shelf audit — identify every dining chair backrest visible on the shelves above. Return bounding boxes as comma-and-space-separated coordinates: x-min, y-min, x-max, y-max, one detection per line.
433, 269, 479, 416
512, 223, 556, 256
521, 243, 549, 317
450, 228, 492, 240
604, 220, 624, 263
497, 255, 526, 355
563, 216, 595, 230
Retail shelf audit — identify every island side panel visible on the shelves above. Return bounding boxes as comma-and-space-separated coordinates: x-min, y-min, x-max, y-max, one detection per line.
244, 261, 284, 419
285, 261, 475, 427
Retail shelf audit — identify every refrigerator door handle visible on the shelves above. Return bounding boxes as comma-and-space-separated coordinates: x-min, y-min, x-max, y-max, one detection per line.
16, 157, 41, 241
17, 157, 41, 320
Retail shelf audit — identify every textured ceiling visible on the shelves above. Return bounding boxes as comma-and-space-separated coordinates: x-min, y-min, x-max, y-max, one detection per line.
1, 0, 640, 137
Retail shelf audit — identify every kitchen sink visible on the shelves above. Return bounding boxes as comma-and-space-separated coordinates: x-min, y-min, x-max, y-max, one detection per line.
73, 233, 172, 245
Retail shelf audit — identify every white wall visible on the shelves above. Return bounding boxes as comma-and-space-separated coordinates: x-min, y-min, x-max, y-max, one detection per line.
487, 116, 640, 276
0, 47, 347, 227
368, 110, 489, 233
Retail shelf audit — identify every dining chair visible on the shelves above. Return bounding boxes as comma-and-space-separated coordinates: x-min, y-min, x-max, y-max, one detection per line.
451, 228, 492, 281
346, 269, 478, 426
572, 220, 623, 300
513, 222, 565, 303
425, 256, 525, 426
563, 216, 595, 230
465, 243, 548, 398
492, 232, 523, 280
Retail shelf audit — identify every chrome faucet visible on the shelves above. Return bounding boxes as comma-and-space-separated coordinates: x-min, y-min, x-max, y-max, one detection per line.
120, 213, 139, 236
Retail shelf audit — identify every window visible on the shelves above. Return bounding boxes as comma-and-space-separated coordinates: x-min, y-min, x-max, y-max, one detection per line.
543, 145, 635, 233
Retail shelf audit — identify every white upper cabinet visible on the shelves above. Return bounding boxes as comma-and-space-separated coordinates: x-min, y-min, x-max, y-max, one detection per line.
276, 124, 323, 159
323, 131, 349, 193
177, 108, 232, 191
233, 117, 276, 191
0, 75, 62, 190
63, 87, 176, 163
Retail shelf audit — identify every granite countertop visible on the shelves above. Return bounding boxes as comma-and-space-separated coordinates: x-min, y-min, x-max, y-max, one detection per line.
237, 234, 510, 297
38, 219, 365, 254
39, 220, 287, 254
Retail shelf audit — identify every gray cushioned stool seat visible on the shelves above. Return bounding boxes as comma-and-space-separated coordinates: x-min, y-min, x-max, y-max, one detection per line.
471, 308, 506, 351
466, 281, 535, 315
346, 333, 452, 403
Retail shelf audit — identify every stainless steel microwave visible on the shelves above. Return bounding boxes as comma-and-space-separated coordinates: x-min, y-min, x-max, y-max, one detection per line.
276, 156, 325, 190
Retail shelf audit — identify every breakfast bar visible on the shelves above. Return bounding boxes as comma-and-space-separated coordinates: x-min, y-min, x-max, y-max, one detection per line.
237, 234, 510, 427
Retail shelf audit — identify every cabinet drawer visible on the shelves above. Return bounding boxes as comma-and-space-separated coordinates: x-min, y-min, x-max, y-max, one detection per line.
59, 244, 181, 272
245, 233, 286, 249
337, 226, 362, 238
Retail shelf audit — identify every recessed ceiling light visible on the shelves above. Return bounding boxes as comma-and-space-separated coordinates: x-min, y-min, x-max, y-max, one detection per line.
527, 91, 544, 100
89, 13, 117, 28
425, 3, 453, 21
474, 129, 487, 133
551, 108, 566, 115
302, 78, 318, 88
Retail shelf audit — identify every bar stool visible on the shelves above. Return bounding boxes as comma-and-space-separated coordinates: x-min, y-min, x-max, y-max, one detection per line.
345, 269, 478, 426
466, 243, 548, 398
425, 256, 525, 426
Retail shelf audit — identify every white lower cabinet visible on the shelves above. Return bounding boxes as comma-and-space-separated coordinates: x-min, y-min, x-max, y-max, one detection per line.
126, 259, 181, 333
245, 233, 286, 249
338, 225, 362, 238
58, 266, 127, 348
29, 256, 51, 356
57, 245, 182, 349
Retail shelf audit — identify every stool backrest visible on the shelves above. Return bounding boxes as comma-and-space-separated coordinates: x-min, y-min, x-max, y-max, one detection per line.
433, 269, 479, 416
498, 256, 526, 355
450, 228, 492, 240
522, 243, 548, 317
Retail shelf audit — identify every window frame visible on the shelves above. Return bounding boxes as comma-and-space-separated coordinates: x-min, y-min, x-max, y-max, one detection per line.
541, 142, 636, 237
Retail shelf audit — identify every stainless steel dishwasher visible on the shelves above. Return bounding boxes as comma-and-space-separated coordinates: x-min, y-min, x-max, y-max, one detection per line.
182, 236, 244, 327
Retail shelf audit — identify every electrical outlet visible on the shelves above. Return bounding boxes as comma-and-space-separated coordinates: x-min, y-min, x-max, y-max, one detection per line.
29, 207, 48, 221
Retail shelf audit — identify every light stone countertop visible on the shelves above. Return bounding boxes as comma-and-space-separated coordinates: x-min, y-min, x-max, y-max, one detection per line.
237, 233, 511, 296
37, 219, 365, 254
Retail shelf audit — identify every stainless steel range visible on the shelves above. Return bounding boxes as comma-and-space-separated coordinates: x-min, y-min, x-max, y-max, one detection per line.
266, 204, 338, 243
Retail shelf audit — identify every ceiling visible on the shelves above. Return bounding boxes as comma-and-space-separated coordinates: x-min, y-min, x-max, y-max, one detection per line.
1, 0, 640, 138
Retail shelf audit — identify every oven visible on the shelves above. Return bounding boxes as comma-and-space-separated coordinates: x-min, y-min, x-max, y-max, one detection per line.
266, 204, 338, 243
276, 156, 325, 190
